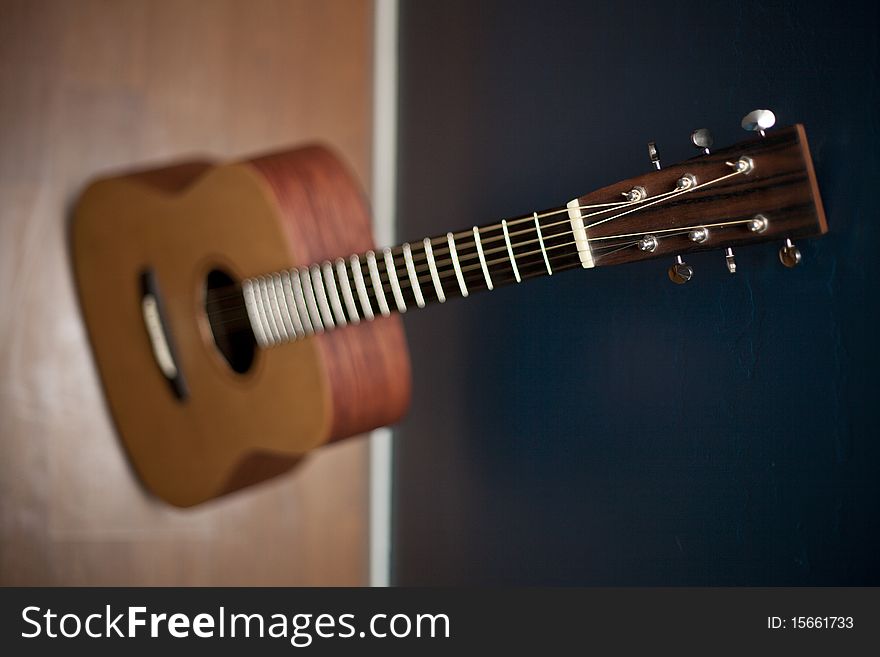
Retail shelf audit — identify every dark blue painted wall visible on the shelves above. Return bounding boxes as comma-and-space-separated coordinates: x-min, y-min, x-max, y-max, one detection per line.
393, 0, 879, 585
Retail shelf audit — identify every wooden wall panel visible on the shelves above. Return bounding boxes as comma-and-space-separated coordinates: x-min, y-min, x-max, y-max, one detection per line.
0, 0, 374, 585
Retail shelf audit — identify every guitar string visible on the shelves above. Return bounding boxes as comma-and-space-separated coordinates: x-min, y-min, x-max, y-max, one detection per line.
205, 167, 746, 311
206, 241, 636, 328
348, 171, 739, 270
207, 217, 753, 328
417, 168, 743, 263
201, 198, 634, 308
221, 216, 745, 310
205, 182, 709, 307
206, 171, 749, 327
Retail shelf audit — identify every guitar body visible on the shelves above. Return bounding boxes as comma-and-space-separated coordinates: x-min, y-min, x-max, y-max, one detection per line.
72, 146, 411, 507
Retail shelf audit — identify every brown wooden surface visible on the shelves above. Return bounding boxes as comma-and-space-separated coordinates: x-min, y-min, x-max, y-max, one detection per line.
0, 0, 375, 584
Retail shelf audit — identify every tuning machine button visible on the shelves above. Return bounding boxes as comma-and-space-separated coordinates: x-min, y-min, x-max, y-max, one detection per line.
647, 142, 693, 274
725, 156, 755, 174
675, 173, 698, 191
647, 141, 661, 170
779, 238, 802, 268
668, 255, 693, 284
637, 235, 658, 252
741, 109, 776, 137
644, 143, 694, 275
748, 214, 769, 233
725, 248, 737, 274
690, 128, 714, 154
688, 227, 709, 243
622, 186, 647, 202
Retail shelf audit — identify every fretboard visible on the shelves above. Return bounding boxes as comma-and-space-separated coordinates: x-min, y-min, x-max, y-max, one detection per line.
240, 206, 586, 347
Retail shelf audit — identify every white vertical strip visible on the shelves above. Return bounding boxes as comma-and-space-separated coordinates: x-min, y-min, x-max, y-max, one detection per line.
366, 250, 391, 317
272, 273, 298, 339
533, 212, 553, 275
288, 269, 314, 335
423, 238, 446, 302
280, 271, 306, 338
322, 261, 348, 327
501, 220, 522, 283
351, 254, 375, 320
473, 226, 494, 290
447, 232, 469, 297
384, 248, 407, 313
257, 276, 282, 343
567, 198, 595, 268
299, 267, 324, 333
336, 258, 361, 324
242, 279, 269, 347
310, 265, 336, 329
370, 0, 398, 588
402, 242, 425, 308
264, 276, 289, 342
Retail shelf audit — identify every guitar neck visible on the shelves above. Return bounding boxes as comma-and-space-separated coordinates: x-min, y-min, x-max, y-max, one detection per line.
238, 123, 827, 348
240, 205, 586, 346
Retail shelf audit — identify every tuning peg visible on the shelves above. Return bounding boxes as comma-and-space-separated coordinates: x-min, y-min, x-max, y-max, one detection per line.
779, 238, 802, 268
724, 247, 737, 273
741, 109, 776, 137
668, 255, 693, 284
647, 141, 661, 170
622, 186, 647, 202
688, 227, 709, 243
690, 128, 713, 154
647, 144, 695, 278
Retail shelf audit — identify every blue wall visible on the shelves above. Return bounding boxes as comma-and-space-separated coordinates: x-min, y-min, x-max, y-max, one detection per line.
393, 0, 879, 584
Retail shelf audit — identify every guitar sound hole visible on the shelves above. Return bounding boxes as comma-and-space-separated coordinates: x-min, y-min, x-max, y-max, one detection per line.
204, 269, 256, 374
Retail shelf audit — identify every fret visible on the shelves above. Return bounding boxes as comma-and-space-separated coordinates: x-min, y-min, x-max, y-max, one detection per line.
271, 276, 293, 341
288, 269, 315, 335
310, 265, 335, 328
335, 258, 360, 324
242, 279, 269, 347
383, 248, 407, 313
423, 237, 446, 302
472, 226, 494, 290
271, 273, 298, 339
264, 276, 288, 342
258, 276, 283, 343
449, 229, 486, 293
446, 232, 469, 297
280, 271, 306, 337
402, 242, 425, 308
299, 267, 324, 333
366, 250, 391, 317
533, 212, 553, 276
350, 254, 375, 320
250, 278, 271, 343
321, 261, 347, 327
501, 219, 521, 283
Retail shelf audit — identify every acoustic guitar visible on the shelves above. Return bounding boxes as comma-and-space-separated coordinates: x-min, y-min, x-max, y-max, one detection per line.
71, 110, 826, 506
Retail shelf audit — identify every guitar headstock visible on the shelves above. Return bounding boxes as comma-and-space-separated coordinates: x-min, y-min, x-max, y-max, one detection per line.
573, 111, 826, 281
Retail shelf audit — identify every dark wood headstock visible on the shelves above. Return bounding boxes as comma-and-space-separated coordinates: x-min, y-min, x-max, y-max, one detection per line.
574, 124, 826, 269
